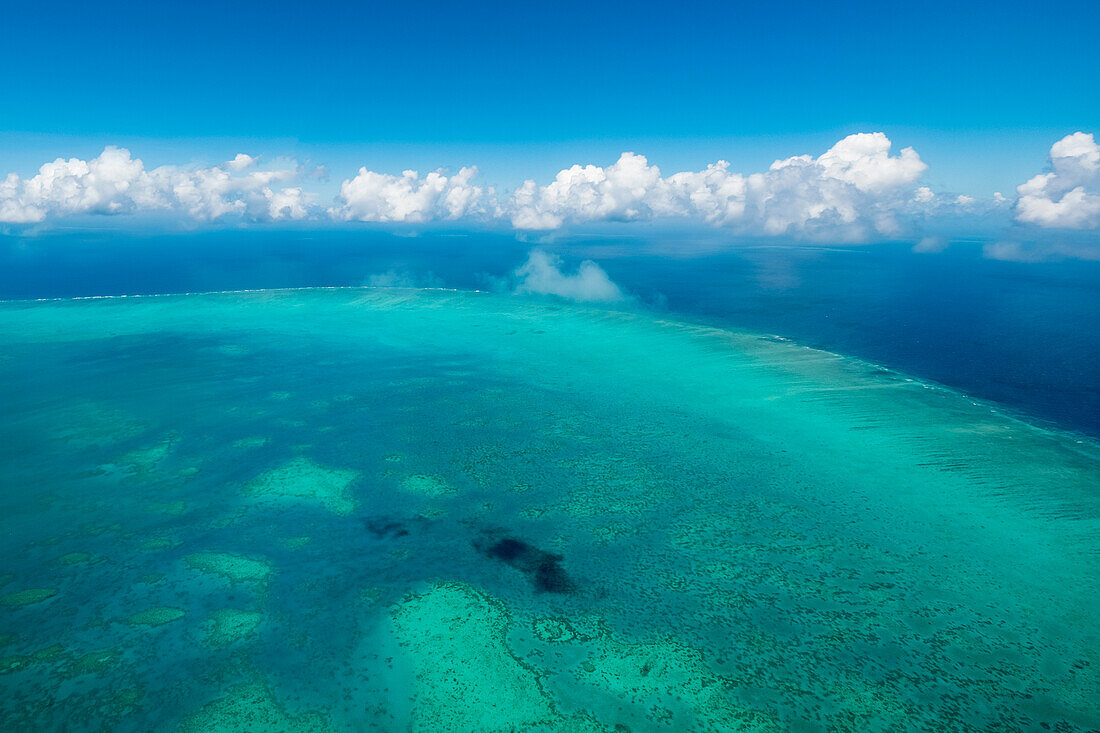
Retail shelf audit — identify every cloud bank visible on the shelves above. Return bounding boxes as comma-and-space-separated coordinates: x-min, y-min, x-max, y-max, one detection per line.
511, 133, 927, 240
3, 133, 1099, 256
0, 147, 312, 224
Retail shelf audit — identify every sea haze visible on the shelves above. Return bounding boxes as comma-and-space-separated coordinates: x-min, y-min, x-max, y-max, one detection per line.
2, 228, 1098, 437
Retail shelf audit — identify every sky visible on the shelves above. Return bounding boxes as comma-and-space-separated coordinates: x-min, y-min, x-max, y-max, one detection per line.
1, 0, 1099, 257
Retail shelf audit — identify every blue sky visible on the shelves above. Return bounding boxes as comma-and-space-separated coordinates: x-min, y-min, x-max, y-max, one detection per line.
5, 1, 1098, 143
2, 0, 1099, 249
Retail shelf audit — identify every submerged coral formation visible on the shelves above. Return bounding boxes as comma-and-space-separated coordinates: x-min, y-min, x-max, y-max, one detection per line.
0, 588, 58, 607
114, 432, 178, 476
390, 582, 598, 731
49, 401, 147, 448
126, 607, 185, 627
389, 581, 781, 731
177, 679, 333, 733
244, 457, 359, 515
473, 532, 575, 593
567, 630, 780, 731
202, 609, 264, 647
53, 552, 100, 565
184, 552, 273, 586
400, 473, 457, 497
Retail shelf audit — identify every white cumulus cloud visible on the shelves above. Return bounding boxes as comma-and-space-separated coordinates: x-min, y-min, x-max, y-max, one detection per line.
11, 133, 1095, 250
330, 166, 492, 223
0, 147, 314, 224
510, 153, 680, 230
513, 249, 625, 303
1015, 132, 1100, 229
509, 133, 928, 241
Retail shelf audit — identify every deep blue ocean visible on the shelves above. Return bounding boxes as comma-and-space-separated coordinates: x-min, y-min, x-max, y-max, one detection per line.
2, 228, 1097, 437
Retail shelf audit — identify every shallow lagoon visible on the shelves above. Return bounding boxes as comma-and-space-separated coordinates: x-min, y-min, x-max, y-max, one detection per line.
0, 288, 1097, 731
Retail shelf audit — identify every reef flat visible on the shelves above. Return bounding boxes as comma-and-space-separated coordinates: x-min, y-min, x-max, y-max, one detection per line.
0, 288, 1097, 731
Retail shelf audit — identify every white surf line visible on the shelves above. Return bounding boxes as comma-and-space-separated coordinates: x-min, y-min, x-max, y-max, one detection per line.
14, 285, 486, 304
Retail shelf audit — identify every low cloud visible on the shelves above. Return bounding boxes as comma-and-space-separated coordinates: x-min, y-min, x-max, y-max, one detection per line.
913, 236, 948, 253
1015, 132, 1100, 229
0, 147, 313, 224
330, 167, 492, 223
4, 133, 1098, 259
983, 239, 1100, 263
365, 269, 445, 288
509, 133, 928, 241
513, 250, 626, 303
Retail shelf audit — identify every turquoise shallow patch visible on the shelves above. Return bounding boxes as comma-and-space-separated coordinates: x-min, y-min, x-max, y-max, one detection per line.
0, 288, 1097, 731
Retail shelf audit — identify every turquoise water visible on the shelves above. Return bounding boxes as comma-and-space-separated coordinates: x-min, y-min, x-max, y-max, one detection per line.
1, 288, 1097, 731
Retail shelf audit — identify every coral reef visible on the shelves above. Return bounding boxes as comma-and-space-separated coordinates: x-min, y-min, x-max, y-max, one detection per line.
244, 457, 359, 515
389, 582, 599, 732
473, 532, 575, 593
400, 473, 456, 497
126, 607, 185, 627
177, 679, 333, 733
202, 609, 264, 647
0, 588, 58, 607
185, 552, 273, 586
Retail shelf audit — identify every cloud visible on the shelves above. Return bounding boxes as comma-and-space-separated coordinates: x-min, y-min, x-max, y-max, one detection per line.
510, 153, 678, 230
0, 147, 313, 224
365, 269, 445, 288
1015, 132, 1100, 229
227, 153, 257, 171
330, 166, 492, 223
509, 133, 928, 241
913, 235, 948, 253
0, 146, 158, 223
513, 250, 625, 303
7, 133, 1095, 254
983, 239, 1100, 263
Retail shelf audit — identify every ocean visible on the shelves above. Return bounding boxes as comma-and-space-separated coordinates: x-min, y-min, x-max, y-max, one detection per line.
0, 232, 1098, 730
3, 228, 1097, 437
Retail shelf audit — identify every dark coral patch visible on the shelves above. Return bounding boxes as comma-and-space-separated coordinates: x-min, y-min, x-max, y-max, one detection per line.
474, 533, 575, 593
363, 517, 410, 539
